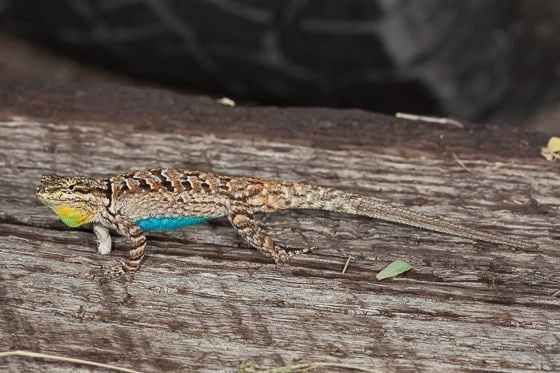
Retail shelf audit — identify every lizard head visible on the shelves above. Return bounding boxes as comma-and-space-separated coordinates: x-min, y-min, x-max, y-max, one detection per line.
36, 175, 110, 227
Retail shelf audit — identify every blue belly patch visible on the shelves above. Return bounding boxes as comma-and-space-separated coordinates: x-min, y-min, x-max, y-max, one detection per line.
135, 216, 210, 230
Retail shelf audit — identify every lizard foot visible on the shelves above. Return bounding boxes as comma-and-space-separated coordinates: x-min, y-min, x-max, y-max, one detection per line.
95, 262, 131, 282
273, 246, 316, 265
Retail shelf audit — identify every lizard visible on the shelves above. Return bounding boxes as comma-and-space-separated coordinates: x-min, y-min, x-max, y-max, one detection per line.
36, 168, 537, 273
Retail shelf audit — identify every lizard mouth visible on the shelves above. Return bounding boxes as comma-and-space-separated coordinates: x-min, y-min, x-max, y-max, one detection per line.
36, 178, 53, 201
36, 190, 49, 204
36, 189, 57, 206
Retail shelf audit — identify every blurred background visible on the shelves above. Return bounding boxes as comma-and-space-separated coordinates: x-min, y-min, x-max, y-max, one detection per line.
0, 0, 558, 132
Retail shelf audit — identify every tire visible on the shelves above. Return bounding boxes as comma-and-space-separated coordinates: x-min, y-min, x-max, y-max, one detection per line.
0, 0, 551, 123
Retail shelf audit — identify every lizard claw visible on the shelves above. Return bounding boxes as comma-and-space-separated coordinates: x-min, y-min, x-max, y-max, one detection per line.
273, 251, 291, 265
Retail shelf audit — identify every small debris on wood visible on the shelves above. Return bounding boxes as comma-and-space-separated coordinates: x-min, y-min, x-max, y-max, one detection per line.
341, 256, 354, 274
0, 350, 140, 373
541, 136, 560, 161
395, 112, 464, 128
376, 260, 413, 281
217, 97, 236, 106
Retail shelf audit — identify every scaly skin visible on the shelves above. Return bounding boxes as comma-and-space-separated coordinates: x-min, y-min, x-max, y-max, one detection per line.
36, 168, 537, 272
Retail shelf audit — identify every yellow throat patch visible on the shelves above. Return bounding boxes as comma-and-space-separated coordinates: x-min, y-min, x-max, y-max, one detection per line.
52, 205, 92, 227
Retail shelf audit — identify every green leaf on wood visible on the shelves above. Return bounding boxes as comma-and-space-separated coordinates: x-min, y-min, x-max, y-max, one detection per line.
376, 260, 413, 280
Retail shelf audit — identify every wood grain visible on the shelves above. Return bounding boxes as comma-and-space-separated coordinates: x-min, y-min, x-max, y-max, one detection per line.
0, 82, 558, 372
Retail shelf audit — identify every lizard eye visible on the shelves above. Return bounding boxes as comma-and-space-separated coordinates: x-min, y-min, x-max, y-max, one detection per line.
68, 184, 75, 191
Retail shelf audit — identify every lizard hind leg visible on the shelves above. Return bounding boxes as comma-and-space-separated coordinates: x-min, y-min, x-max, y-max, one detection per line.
227, 207, 310, 264
114, 217, 147, 272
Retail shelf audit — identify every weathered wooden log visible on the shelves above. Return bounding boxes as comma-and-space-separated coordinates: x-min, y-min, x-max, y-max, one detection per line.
0, 81, 558, 372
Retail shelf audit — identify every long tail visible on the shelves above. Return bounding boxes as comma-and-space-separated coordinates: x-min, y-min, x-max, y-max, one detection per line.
271, 183, 537, 250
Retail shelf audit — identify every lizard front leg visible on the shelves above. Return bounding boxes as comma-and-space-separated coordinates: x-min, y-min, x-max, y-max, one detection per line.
113, 216, 147, 272
93, 224, 112, 255
227, 204, 311, 264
